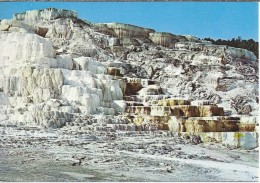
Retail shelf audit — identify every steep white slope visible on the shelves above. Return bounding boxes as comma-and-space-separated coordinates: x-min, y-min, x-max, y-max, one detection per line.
0, 8, 258, 130
0, 28, 125, 128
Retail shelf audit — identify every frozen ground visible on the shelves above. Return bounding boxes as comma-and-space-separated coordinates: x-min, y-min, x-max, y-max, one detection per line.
0, 126, 258, 182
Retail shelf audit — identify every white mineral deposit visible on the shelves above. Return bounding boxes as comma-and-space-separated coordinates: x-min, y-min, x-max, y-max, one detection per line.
0, 8, 258, 182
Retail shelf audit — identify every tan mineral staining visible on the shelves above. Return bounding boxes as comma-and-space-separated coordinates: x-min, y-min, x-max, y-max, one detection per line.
0, 8, 258, 150
123, 93, 256, 136
95, 23, 155, 39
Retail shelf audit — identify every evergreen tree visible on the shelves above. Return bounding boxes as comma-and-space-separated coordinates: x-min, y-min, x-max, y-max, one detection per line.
203, 37, 258, 59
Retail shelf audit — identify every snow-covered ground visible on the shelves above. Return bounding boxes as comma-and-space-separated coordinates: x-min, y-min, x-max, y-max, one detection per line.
0, 126, 258, 182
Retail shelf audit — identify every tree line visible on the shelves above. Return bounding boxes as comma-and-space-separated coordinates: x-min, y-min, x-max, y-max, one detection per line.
203, 37, 258, 59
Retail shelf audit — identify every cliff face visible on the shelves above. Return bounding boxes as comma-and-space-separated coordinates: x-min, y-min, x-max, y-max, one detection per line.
0, 8, 258, 146
14, 8, 77, 23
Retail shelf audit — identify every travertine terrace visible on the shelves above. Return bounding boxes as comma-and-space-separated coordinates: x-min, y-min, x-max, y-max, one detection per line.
0, 8, 258, 181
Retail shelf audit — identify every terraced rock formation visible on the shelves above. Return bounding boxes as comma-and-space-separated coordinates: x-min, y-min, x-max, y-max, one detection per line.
0, 8, 258, 149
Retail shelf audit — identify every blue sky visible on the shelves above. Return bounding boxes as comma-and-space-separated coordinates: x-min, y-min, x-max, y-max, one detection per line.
0, 2, 258, 41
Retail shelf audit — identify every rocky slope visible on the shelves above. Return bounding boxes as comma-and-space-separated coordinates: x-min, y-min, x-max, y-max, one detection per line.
0, 8, 258, 149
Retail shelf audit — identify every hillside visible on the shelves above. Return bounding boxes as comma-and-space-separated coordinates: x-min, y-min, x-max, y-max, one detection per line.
0, 8, 258, 181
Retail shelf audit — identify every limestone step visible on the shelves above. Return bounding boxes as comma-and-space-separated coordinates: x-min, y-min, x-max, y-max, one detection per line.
153, 98, 191, 106
187, 116, 240, 121
123, 94, 176, 102
238, 123, 256, 132
125, 101, 144, 107
123, 95, 143, 102
191, 100, 214, 106
182, 132, 258, 150
106, 123, 168, 131
125, 105, 224, 117
221, 120, 240, 132
106, 67, 122, 77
